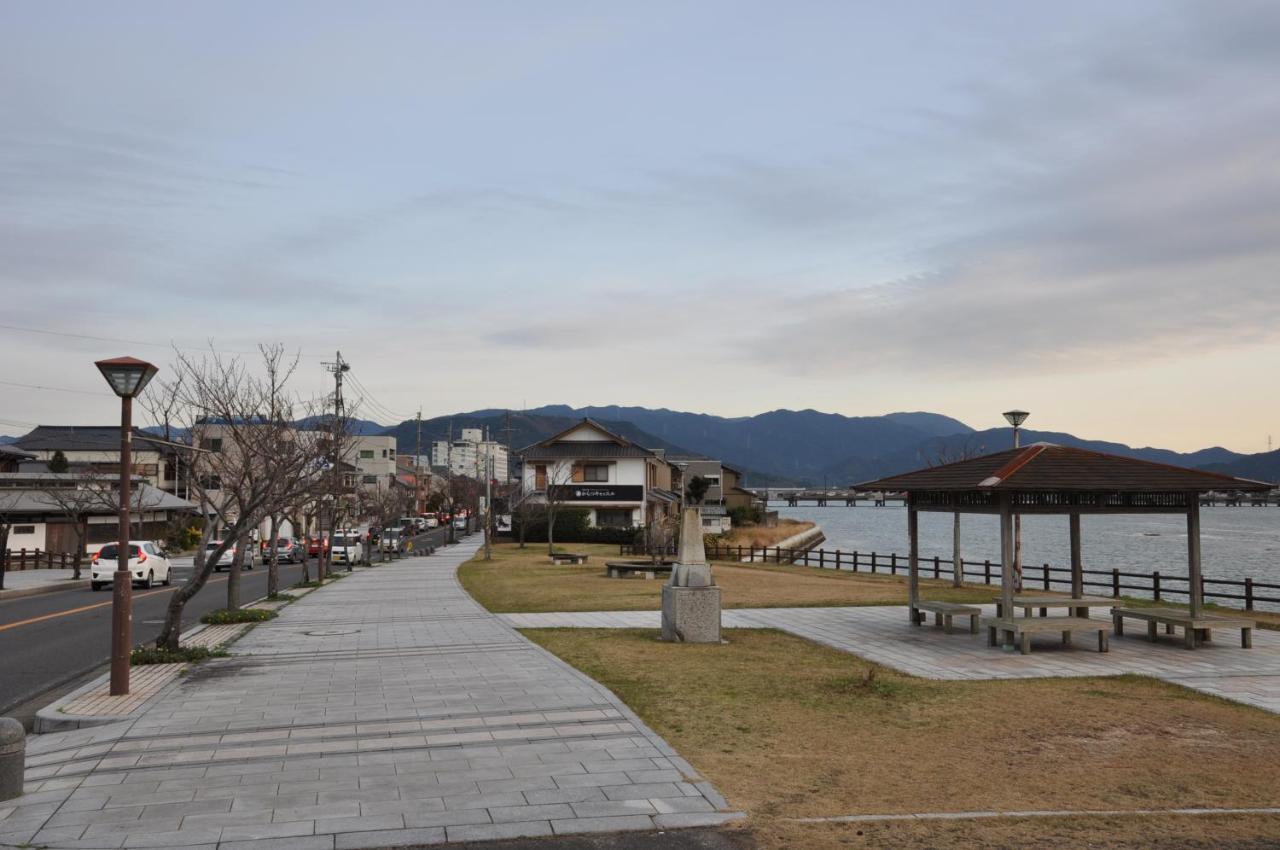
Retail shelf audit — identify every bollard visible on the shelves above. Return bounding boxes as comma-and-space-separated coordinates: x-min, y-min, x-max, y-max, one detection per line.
0, 717, 24, 802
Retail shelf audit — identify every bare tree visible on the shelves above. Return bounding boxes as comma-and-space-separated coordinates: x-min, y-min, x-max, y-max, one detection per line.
149, 346, 328, 650
36, 472, 102, 580
541, 462, 576, 557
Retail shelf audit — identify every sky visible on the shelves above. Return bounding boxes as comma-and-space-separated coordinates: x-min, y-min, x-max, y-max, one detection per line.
2, 1, 1278, 454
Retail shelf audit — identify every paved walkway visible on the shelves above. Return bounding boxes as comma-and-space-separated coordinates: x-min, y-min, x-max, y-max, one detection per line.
5, 539, 737, 849
0, 569, 87, 598
501, 607, 1280, 714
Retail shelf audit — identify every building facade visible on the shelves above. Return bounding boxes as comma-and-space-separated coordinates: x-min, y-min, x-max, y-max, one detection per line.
431, 427, 510, 483
518, 419, 680, 529
13, 426, 178, 492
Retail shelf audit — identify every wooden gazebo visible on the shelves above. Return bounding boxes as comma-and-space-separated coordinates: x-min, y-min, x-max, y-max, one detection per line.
858, 444, 1272, 651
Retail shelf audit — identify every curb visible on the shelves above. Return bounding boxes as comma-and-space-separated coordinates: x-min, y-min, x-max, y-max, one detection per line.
0, 579, 92, 601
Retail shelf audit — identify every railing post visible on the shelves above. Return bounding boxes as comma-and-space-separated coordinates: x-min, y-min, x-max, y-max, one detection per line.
819, 549, 825, 569
852, 550, 859, 573
1043, 563, 1050, 591
1153, 571, 1161, 602
1245, 577, 1254, 611
748, 545, 754, 563
984, 559, 991, 585
933, 555, 940, 579
19, 549, 26, 570
871, 552, 877, 574
890, 553, 897, 575
1112, 568, 1120, 599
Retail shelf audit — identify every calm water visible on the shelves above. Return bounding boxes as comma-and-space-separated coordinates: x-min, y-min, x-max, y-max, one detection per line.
773, 503, 1280, 611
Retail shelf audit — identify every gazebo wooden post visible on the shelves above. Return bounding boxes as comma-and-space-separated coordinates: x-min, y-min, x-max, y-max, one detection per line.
1069, 512, 1083, 616
907, 501, 920, 625
998, 493, 1015, 649
1187, 494, 1202, 620
952, 512, 963, 588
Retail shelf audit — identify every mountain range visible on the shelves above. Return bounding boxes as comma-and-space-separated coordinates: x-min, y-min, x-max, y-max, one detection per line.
5, 407, 1275, 485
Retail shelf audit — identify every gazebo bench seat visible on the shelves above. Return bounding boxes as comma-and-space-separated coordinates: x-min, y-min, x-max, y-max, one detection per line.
1111, 607, 1255, 649
549, 552, 590, 565
983, 616, 1112, 655
606, 562, 673, 580
911, 601, 980, 634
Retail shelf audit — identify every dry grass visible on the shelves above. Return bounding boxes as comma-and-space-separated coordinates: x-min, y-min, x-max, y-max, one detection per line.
460, 542, 995, 613
715, 519, 816, 549
524, 628, 1280, 850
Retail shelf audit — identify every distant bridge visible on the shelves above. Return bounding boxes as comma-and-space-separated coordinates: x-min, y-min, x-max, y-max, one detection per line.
751, 488, 1279, 508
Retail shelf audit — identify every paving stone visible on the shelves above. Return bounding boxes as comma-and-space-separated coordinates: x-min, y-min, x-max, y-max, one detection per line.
551, 814, 657, 835
312, 813, 405, 834
445, 819, 555, 842
333, 826, 445, 848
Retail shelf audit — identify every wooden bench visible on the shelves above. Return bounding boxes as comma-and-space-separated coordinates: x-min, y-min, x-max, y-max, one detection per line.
994, 594, 1117, 619
1111, 607, 1255, 649
910, 601, 981, 634
605, 562, 674, 580
549, 552, 590, 565
983, 616, 1112, 655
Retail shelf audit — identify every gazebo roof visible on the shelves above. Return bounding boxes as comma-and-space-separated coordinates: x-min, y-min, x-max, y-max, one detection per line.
857, 443, 1272, 494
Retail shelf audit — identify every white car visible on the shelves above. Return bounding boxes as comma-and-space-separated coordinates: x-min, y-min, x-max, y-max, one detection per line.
330, 533, 364, 566
91, 541, 173, 590
206, 540, 258, 571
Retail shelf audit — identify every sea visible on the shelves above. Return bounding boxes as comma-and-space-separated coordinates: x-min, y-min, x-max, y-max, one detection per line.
772, 502, 1280, 612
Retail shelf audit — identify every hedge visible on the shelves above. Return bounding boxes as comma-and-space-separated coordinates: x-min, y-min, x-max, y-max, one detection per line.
509, 508, 639, 545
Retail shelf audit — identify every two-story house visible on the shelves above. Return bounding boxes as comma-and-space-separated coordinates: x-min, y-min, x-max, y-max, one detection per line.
518, 419, 681, 529
13, 425, 178, 492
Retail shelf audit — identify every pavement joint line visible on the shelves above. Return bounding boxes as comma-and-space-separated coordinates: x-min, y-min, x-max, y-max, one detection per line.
790, 806, 1280, 823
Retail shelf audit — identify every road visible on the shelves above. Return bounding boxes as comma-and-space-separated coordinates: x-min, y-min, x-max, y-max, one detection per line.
0, 555, 326, 715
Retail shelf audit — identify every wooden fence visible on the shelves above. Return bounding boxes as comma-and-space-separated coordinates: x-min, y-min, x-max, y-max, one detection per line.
622, 541, 1280, 612
2, 549, 78, 570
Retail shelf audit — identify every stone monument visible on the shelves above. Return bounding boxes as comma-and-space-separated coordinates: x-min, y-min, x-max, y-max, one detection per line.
661, 506, 722, 643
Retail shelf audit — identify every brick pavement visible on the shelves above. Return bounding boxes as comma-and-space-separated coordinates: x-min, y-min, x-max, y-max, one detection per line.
500, 607, 1280, 714
4, 538, 739, 849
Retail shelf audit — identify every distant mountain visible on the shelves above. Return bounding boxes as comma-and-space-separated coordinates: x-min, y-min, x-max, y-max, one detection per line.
293, 415, 388, 436
1199, 449, 1280, 485
0, 435, 16, 445
381, 410, 694, 463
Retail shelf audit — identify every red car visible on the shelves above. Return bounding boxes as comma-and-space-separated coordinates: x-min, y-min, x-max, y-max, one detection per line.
306, 536, 330, 557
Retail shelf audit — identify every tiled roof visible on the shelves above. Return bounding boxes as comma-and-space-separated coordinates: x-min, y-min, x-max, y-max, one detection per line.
14, 426, 169, 453
519, 442, 656, 460
856, 443, 1272, 493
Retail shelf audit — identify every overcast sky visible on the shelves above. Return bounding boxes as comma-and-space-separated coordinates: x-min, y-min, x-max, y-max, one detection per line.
2, 1, 1278, 453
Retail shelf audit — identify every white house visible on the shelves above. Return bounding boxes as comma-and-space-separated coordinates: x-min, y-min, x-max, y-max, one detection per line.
517, 419, 680, 528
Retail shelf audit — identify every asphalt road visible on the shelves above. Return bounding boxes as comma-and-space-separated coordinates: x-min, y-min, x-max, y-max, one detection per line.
0, 555, 327, 716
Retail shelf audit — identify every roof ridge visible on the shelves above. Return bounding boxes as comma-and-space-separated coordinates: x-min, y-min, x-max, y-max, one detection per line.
979, 444, 1049, 487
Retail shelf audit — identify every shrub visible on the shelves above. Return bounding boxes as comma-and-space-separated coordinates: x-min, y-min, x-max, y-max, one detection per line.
727, 505, 764, 527
131, 645, 228, 665
200, 607, 278, 625
512, 508, 637, 545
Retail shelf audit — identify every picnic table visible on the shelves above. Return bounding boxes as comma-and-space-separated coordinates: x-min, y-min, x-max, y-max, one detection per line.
994, 594, 1117, 619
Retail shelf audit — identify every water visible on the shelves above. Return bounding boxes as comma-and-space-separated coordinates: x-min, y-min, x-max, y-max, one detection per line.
773, 503, 1280, 612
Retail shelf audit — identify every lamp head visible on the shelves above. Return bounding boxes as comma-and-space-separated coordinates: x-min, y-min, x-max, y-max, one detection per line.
1002, 409, 1030, 428
95, 356, 159, 399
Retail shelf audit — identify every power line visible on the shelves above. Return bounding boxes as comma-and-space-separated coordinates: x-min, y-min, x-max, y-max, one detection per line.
344, 371, 414, 424
0, 379, 101, 396
0, 322, 327, 359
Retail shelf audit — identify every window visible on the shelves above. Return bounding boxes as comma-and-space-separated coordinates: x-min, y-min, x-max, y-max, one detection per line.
389, 449, 396, 458
14, 525, 35, 535
362, 475, 377, 484
360, 450, 374, 459
535, 464, 547, 490
703, 475, 721, 486
596, 509, 632, 529
583, 464, 609, 482
204, 438, 223, 453
381, 449, 387, 458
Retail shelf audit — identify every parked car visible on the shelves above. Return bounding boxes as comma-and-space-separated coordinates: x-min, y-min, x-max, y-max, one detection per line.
91, 541, 173, 590
206, 540, 258, 571
329, 533, 364, 566
306, 535, 330, 557
423, 516, 439, 529
452, 516, 468, 531
269, 537, 304, 563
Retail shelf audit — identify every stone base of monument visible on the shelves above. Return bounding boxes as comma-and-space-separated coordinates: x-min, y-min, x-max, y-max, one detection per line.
661, 584, 722, 643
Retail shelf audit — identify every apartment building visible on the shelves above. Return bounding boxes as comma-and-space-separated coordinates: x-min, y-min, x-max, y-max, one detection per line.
431, 427, 510, 483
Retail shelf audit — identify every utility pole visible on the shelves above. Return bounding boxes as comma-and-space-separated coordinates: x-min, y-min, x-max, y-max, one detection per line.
321, 351, 350, 580
415, 408, 423, 515
483, 448, 493, 560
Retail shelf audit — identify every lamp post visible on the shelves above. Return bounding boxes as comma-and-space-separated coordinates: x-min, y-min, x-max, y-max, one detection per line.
95, 356, 159, 696
1002, 410, 1030, 593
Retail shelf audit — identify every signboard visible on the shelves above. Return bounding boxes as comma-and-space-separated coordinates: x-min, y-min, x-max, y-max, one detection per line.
549, 485, 644, 502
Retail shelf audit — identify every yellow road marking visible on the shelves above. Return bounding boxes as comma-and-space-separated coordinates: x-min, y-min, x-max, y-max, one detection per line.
0, 573, 244, 633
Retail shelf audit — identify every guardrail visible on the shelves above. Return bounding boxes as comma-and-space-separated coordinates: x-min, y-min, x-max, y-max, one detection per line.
621, 541, 1280, 612
2, 549, 76, 570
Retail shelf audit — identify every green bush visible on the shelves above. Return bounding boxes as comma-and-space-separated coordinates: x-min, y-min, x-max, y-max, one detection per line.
200, 607, 278, 625
511, 508, 637, 545
164, 519, 203, 552
131, 645, 228, 665
727, 505, 764, 526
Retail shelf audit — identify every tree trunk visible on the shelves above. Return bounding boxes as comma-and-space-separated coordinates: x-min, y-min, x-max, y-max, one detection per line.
267, 515, 280, 598
518, 507, 526, 549
227, 533, 245, 609
157, 523, 221, 650
547, 507, 555, 556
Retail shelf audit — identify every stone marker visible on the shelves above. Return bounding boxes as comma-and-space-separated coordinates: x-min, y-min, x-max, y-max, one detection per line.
0, 717, 24, 802
661, 507, 722, 643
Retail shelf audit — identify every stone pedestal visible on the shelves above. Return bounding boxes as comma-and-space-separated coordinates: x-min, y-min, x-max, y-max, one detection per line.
661, 584, 722, 643
661, 507, 722, 643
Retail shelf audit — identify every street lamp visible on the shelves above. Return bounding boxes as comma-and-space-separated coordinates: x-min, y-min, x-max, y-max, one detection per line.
1002, 409, 1030, 593
95, 356, 159, 696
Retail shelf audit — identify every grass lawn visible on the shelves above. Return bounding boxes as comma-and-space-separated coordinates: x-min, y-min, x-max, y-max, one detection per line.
525, 628, 1280, 849
460, 541, 995, 613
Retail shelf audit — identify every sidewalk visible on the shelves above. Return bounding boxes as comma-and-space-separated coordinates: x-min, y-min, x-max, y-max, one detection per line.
499, 607, 1280, 714
5, 538, 738, 850
0, 569, 88, 599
